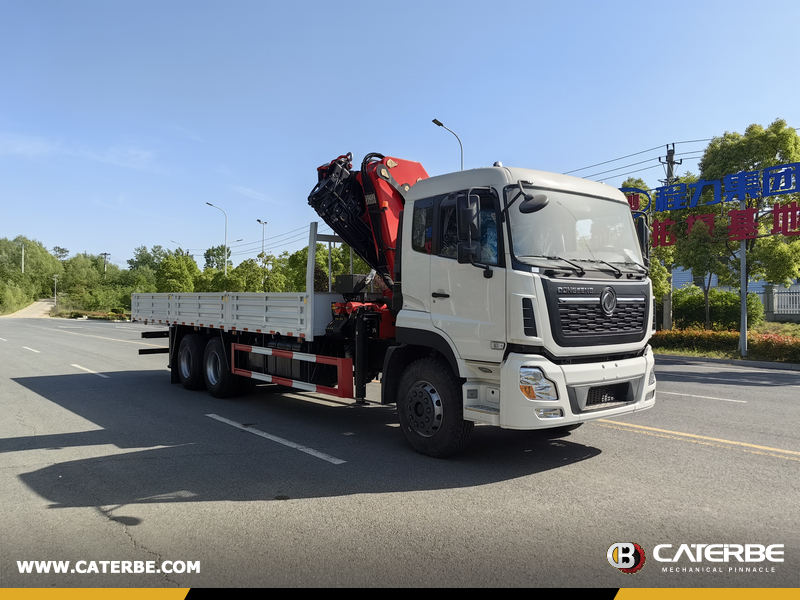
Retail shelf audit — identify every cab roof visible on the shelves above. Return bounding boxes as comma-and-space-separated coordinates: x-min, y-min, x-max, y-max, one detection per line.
405, 166, 628, 205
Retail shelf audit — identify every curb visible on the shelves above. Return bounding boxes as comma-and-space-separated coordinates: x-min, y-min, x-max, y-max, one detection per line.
654, 353, 800, 372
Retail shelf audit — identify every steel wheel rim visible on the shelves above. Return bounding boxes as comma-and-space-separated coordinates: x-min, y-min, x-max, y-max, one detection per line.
179, 347, 193, 379
206, 352, 221, 386
404, 381, 443, 437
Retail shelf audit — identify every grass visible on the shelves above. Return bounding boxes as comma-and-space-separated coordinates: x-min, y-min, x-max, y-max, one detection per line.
753, 321, 800, 337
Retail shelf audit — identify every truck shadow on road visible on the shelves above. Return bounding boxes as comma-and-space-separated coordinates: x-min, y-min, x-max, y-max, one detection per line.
8, 371, 601, 511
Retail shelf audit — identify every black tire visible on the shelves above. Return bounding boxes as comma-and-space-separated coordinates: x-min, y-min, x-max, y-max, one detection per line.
396, 357, 473, 458
203, 338, 238, 399
177, 334, 206, 391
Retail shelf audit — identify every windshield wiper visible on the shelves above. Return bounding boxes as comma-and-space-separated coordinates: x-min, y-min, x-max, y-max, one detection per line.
517, 255, 586, 276
611, 260, 649, 277
573, 259, 622, 278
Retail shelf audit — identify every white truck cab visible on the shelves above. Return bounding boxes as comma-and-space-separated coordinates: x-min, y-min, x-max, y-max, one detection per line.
395, 166, 656, 435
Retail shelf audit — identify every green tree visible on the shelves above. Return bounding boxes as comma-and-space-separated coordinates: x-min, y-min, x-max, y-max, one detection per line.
203, 245, 232, 272
51, 246, 69, 261
127, 245, 170, 271
156, 254, 199, 293
697, 118, 800, 289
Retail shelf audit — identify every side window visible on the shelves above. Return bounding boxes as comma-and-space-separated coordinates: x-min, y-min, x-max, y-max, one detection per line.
437, 194, 499, 266
411, 199, 433, 254
439, 199, 459, 259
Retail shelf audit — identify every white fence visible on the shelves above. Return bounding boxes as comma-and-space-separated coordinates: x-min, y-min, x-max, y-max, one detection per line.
775, 291, 800, 315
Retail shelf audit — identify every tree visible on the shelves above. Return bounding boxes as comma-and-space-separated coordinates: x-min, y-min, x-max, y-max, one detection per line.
156, 254, 199, 293
697, 118, 800, 289
203, 245, 232, 272
128, 245, 170, 271
0, 236, 63, 313
51, 246, 69, 261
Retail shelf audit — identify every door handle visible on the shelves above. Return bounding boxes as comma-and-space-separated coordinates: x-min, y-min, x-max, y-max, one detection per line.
432, 292, 450, 298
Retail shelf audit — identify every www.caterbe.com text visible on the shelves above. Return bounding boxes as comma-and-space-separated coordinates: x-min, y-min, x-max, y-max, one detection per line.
17, 560, 200, 574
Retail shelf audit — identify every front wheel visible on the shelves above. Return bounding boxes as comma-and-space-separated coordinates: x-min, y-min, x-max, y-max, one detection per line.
396, 357, 473, 458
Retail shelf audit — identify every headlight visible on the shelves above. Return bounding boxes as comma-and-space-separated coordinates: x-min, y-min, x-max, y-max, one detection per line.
648, 369, 656, 386
519, 367, 559, 401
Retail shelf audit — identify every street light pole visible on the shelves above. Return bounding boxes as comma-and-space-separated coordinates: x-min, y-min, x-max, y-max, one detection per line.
257, 219, 267, 255
432, 118, 463, 171
206, 202, 228, 276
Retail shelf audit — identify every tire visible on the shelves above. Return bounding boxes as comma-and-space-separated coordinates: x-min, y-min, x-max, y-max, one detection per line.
177, 334, 206, 391
203, 338, 238, 399
396, 357, 473, 458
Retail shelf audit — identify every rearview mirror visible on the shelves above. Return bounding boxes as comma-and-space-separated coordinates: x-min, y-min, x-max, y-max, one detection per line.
457, 194, 481, 241
635, 214, 650, 260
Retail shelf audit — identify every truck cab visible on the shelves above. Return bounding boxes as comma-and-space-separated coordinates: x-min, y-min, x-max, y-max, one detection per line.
391, 165, 656, 452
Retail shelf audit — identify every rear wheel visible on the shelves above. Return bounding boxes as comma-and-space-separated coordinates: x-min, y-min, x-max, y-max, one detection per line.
397, 357, 473, 458
177, 334, 206, 391
203, 338, 238, 398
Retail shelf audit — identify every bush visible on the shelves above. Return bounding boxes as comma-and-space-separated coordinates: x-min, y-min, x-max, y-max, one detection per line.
651, 329, 800, 363
672, 285, 764, 330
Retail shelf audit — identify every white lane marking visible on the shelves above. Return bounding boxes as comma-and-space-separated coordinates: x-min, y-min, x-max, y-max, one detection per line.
0, 337, 7, 341
71, 364, 111, 378
58, 326, 83, 329
22, 346, 41, 353
658, 390, 746, 403
206, 413, 346, 465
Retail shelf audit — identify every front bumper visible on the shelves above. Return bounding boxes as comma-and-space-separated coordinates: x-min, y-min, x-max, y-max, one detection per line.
463, 348, 656, 429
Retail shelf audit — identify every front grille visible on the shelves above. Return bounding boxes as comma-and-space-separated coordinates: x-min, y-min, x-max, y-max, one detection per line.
586, 382, 630, 407
559, 299, 646, 336
541, 278, 650, 347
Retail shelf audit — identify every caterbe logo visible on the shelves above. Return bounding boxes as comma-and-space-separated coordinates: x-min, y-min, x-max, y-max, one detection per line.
557, 286, 595, 294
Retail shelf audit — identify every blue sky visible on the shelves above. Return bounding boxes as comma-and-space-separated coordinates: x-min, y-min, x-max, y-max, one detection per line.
1, 0, 798, 269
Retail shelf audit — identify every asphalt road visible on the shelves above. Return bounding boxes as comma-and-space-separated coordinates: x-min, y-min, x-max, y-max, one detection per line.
1, 316, 798, 588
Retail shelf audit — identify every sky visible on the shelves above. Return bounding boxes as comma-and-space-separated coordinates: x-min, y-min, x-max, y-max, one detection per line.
1, 0, 798, 270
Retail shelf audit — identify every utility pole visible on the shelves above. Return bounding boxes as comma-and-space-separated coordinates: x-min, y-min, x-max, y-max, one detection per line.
659, 144, 682, 186
100, 253, 110, 274
53, 275, 58, 309
658, 144, 682, 332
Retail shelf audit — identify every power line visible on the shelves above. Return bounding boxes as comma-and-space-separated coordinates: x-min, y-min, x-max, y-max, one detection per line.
583, 151, 705, 179
564, 139, 712, 175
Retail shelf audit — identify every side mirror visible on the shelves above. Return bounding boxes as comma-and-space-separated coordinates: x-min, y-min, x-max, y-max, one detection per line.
519, 193, 549, 214
457, 194, 481, 241
457, 240, 480, 265
635, 215, 650, 260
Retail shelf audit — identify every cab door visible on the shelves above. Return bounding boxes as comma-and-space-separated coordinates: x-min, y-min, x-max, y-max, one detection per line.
429, 191, 506, 363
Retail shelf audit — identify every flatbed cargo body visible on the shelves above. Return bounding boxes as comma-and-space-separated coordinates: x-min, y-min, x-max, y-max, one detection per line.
132, 154, 657, 457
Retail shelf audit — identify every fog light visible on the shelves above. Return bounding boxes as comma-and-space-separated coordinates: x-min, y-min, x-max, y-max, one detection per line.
535, 408, 564, 418
519, 367, 558, 400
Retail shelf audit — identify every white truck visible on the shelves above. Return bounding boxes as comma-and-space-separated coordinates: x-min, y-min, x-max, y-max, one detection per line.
133, 152, 656, 457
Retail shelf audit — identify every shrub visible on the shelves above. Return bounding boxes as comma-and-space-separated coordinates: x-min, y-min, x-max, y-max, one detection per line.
651, 329, 800, 363
672, 285, 764, 330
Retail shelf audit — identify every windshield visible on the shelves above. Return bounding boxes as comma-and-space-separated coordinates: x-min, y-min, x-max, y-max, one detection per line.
505, 185, 643, 269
